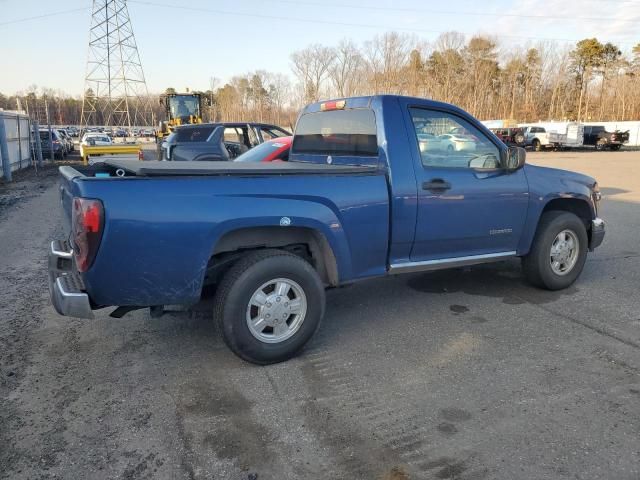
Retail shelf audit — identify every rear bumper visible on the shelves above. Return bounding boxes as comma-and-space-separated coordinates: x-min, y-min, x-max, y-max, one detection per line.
590, 218, 605, 250
48, 240, 94, 319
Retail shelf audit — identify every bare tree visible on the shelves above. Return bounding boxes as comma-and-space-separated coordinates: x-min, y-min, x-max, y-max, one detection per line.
329, 39, 364, 98
291, 44, 336, 103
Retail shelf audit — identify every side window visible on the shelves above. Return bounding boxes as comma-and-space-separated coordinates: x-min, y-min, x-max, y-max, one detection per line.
223, 127, 242, 143
539, 127, 546, 133
409, 108, 500, 169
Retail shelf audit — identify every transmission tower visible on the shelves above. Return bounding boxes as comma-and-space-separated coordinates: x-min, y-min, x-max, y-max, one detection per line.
81, 0, 154, 129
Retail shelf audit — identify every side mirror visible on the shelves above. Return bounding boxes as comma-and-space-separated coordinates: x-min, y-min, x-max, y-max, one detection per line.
505, 146, 526, 171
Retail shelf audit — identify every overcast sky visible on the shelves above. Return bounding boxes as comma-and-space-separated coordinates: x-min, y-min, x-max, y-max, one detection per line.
1, 0, 639, 96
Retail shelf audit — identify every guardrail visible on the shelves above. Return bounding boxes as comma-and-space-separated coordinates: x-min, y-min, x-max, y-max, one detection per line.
80, 143, 143, 165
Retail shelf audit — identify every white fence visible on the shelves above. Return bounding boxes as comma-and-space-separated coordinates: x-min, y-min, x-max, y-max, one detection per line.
0, 111, 32, 180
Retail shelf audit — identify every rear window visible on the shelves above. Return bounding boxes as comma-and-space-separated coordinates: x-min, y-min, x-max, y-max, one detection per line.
292, 109, 377, 156
175, 126, 215, 142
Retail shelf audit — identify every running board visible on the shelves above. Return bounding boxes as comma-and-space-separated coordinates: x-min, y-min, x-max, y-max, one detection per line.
389, 251, 517, 274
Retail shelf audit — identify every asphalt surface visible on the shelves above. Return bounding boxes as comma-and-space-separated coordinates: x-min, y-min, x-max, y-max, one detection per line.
1, 150, 639, 480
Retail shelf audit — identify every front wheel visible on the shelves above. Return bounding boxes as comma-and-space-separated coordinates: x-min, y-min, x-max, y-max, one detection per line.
214, 249, 325, 364
522, 211, 588, 290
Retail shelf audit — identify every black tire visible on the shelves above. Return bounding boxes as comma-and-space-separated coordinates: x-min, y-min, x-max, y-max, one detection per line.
522, 211, 588, 290
214, 249, 325, 364
610, 144, 621, 151
532, 139, 542, 152
514, 133, 525, 145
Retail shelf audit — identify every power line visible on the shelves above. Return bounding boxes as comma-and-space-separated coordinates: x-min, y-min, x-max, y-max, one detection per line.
0, 7, 88, 27
128, 0, 638, 45
269, 0, 640, 24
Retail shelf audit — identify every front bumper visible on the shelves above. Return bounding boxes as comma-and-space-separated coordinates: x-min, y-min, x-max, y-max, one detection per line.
48, 240, 94, 319
589, 217, 605, 250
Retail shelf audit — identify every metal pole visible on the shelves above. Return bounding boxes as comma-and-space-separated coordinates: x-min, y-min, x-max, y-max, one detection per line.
17, 115, 22, 170
0, 113, 12, 182
45, 97, 54, 160
33, 120, 43, 167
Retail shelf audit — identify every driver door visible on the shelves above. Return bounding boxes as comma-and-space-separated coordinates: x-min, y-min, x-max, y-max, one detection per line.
406, 106, 529, 262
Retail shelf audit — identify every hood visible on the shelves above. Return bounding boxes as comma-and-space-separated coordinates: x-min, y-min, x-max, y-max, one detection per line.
524, 164, 596, 189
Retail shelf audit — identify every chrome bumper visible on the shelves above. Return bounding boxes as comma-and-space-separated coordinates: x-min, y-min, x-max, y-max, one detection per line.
590, 217, 605, 250
48, 240, 94, 319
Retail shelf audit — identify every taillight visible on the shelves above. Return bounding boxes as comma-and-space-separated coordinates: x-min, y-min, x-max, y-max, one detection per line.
72, 198, 104, 272
138, 150, 144, 161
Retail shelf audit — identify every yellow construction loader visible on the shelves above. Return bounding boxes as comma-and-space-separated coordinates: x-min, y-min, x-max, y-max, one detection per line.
156, 91, 210, 158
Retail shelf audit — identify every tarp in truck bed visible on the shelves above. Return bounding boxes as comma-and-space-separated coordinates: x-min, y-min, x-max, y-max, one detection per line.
99, 160, 379, 176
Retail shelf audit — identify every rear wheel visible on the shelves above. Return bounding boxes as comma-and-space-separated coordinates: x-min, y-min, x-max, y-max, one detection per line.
532, 139, 542, 151
214, 249, 325, 364
522, 211, 588, 290
514, 133, 525, 145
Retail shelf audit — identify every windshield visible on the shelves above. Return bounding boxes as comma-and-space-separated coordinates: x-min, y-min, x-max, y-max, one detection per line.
168, 95, 200, 119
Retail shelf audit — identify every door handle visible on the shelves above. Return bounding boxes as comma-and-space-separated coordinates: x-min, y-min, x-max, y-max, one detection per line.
422, 179, 451, 192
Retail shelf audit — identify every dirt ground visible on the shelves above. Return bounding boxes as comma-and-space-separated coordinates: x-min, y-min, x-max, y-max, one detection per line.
1, 150, 639, 480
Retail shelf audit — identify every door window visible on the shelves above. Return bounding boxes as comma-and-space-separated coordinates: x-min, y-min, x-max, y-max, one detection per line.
223, 127, 243, 143
409, 108, 500, 169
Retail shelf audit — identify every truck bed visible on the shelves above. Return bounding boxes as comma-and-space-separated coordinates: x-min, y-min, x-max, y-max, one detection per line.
91, 159, 380, 177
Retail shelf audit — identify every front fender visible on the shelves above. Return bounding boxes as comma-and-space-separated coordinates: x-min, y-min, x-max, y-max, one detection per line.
518, 165, 596, 255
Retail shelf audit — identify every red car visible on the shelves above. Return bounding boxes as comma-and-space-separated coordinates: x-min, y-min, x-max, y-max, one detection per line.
233, 136, 292, 162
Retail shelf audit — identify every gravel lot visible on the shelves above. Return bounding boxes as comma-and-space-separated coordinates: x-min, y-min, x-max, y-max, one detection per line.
1, 150, 639, 480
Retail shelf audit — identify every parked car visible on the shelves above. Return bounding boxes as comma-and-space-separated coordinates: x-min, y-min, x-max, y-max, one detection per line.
438, 133, 477, 152
489, 127, 525, 147
48, 95, 605, 364
35, 129, 66, 160
234, 136, 292, 162
81, 133, 113, 146
57, 129, 75, 152
162, 122, 291, 161
66, 126, 80, 137
583, 125, 630, 150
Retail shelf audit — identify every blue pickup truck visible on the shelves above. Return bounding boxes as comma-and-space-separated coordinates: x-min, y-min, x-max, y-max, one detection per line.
48, 95, 605, 364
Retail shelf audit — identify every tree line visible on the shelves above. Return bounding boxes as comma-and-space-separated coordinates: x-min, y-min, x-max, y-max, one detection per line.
1, 32, 639, 128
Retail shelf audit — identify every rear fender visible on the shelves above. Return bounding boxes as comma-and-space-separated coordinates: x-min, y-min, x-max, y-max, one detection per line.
206, 213, 352, 286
